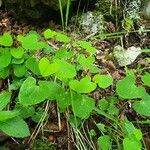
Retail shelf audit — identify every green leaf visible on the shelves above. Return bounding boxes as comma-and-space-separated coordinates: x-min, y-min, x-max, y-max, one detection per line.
17, 33, 46, 51
134, 94, 150, 116
15, 104, 35, 119
13, 64, 27, 77
19, 77, 60, 105
11, 58, 24, 65
54, 59, 76, 79
43, 29, 57, 39
93, 74, 113, 89
97, 135, 111, 150
73, 40, 96, 54
69, 76, 97, 93
10, 47, 24, 59
0, 111, 19, 121
43, 29, 71, 43
39, 57, 59, 77
54, 48, 73, 59
10, 79, 24, 90
55, 32, 71, 43
0, 117, 30, 138
56, 90, 71, 111
25, 57, 40, 75
46, 82, 62, 100
0, 67, 9, 79
0, 92, 11, 111
123, 137, 141, 150
0, 48, 11, 69
133, 128, 142, 141
77, 54, 95, 70
141, 73, 150, 87
107, 104, 119, 116
0, 32, 13, 47
72, 93, 95, 119
19, 77, 49, 105
116, 73, 146, 99
98, 99, 109, 110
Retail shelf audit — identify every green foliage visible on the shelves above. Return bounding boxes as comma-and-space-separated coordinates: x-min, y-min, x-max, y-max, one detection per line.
0, 29, 149, 150
0, 32, 13, 47
0, 92, 11, 111
116, 72, 146, 99
97, 135, 111, 150
93, 74, 113, 89
72, 93, 95, 119
69, 76, 96, 93
141, 73, 150, 87
39, 57, 59, 77
0, 117, 30, 138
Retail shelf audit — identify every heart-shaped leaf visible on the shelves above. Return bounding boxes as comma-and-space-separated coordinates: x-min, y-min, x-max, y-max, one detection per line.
0, 48, 11, 69
17, 33, 46, 51
25, 57, 40, 75
72, 93, 95, 119
13, 64, 27, 77
0, 32, 13, 47
19, 77, 50, 105
141, 73, 150, 87
10, 47, 24, 59
39, 57, 59, 77
0, 92, 11, 111
77, 54, 95, 69
54, 59, 76, 79
43, 29, 57, 39
0, 117, 30, 138
93, 74, 113, 89
69, 76, 97, 93
116, 72, 146, 99
19, 77, 61, 105
97, 135, 111, 150
56, 90, 71, 111
123, 137, 141, 150
73, 40, 96, 54
43, 29, 70, 43
134, 94, 150, 116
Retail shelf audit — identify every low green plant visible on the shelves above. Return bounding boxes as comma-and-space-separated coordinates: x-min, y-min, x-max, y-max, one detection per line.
0, 29, 149, 149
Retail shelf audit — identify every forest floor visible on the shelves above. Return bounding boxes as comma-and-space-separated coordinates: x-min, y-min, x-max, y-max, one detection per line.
0, 8, 150, 150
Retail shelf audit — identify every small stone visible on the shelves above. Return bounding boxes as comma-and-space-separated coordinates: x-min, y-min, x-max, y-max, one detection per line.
113, 45, 142, 66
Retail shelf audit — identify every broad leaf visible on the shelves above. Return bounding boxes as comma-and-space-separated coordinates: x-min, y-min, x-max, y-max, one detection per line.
134, 94, 150, 116
123, 137, 141, 150
0, 32, 13, 47
19, 77, 61, 105
0, 92, 11, 111
25, 57, 40, 75
13, 64, 27, 77
72, 93, 95, 119
43, 29, 57, 39
17, 33, 46, 51
73, 40, 96, 54
97, 135, 111, 150
141, 73, 150, 87
93, 74, 113, 89
116, 73, 146, 99
0, 111, 19, 121
54, 59, 76, 79
0, 48, 11, 69
10, 47, 24, 59
39, 57, 59, 77
69, 76, 96, 93
19, 77, 50, 105
0, 117, 30, 138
